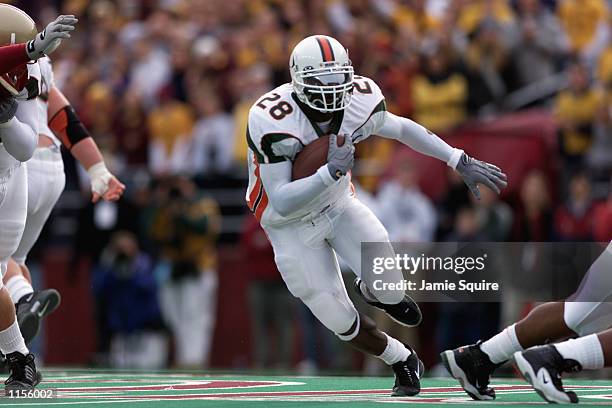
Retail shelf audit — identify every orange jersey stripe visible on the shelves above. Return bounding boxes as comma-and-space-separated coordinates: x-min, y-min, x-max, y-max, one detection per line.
254, 190, 268, 221
247, 156, 262, 210
248, 157, 268, 220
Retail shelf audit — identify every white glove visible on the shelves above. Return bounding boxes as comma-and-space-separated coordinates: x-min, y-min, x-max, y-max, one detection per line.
327, 134, 355, 180
26, 15, 78, 60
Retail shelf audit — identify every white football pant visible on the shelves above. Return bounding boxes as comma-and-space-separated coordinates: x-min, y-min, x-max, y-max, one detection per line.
564, 242, 612, 336
0, 145, 28, 287
12, 146, 65, 265
263, 196, 404, 339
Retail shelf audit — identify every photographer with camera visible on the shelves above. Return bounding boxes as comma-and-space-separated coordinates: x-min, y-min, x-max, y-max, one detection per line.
148, 176, 221, 368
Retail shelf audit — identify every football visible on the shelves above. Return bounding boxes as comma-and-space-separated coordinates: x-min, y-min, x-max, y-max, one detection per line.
291, 134, 344, 180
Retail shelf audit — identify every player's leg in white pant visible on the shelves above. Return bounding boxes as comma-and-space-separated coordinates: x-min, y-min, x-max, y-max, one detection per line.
328, 198, 405, 305
6, 149, 65, 343
564, 242, 612, 336
328, 198, 422, 327
265, 218, 424, 396
264, 221, 359, 338
0, 158, 29, 356
12, 147, 66, 267
0, 162, 28, 282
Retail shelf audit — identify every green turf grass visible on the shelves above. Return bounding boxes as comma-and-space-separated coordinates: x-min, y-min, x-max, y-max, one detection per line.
2, 370, 612, 407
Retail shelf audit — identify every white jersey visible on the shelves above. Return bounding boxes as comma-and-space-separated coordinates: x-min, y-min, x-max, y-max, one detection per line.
246, 76, 386, 226
0, 62, 41, 170
36, 57, 60, 145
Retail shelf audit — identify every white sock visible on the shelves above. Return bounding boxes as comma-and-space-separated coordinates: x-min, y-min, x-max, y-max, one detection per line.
554, 334, 604, 370
0, 320, 28, 355
480, 324, 523, 364
5, 275, 34, 304
378, 333, 411, 365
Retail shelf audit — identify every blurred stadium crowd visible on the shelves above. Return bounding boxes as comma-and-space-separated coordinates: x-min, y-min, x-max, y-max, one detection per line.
10, 0, 612, 372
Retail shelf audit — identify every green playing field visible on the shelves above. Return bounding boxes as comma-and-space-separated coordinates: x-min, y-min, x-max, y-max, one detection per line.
2, 370, 612, 407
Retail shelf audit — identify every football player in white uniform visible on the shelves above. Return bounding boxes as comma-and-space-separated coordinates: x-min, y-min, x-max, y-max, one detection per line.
246, 35, 507, 395
0, 4, 77, 391
2, 55, 125, 345
443, 241, 612, 401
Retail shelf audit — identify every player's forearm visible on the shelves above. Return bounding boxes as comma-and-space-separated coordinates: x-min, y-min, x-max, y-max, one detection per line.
0, 117, 37, 162
48, 86, 93, 154
0, 44, 29, 75
260, 161, 332, 217
70, 137, 104, 170
378, 112, 463, 169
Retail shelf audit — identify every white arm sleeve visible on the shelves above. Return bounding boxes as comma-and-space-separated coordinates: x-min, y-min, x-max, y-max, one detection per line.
377, 111, 463, 169
259, 161, 335, 217
0, 99, 39, 162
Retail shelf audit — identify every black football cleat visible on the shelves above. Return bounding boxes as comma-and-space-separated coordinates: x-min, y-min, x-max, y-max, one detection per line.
354, 278, 422, 327
16, 289, 61, 344
441, 341, 500, 400
4, 352, 42, 392
513, 345, 581, 404
391, 345, 425, 396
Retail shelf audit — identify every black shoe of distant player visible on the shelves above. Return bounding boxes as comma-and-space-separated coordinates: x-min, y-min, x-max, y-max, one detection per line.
353, 278, 422, 327
440, 341, 501, 400
513, 345, 581, 404
391, 345, 425, 396
4, 352, 42, 392
16, 289, 62, 344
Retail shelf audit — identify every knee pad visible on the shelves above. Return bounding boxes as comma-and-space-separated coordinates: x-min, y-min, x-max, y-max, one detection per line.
564, 301, 612, 336
302, 291, 358, 336
275, 254, 311, 298
363, 275, 406, 305
564, 247, 612, 336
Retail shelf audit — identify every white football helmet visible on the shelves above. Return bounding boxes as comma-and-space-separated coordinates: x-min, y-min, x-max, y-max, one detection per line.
0, 4, 37, 96
290, 35, 354, 113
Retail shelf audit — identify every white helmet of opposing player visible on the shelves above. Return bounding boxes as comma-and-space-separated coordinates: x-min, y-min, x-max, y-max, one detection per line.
290, 35, 354, 113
